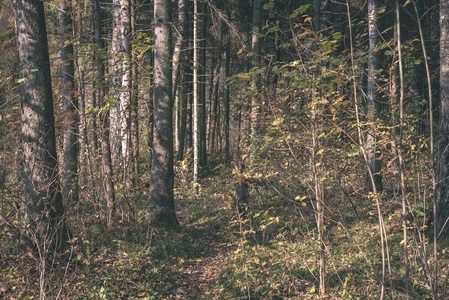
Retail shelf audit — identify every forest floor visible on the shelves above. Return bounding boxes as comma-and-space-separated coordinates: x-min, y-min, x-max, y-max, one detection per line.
1, 156, 447, 299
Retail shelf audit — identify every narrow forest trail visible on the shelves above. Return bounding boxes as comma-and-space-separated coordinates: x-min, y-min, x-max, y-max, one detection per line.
168, 205, 232, 300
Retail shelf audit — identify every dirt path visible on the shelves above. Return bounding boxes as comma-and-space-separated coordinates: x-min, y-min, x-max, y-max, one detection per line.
172, 221, 228, 299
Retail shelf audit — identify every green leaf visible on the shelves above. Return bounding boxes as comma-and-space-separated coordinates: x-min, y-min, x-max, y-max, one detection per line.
263, 2, 274, 10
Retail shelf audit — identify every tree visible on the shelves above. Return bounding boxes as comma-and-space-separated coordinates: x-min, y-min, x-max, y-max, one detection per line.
60, 0, 79, 206
119, 0, 132, 185
366, 0, 382, 192
199, 2, 207, 167
193, 0, 199, 192
223, 42, 231, 161
110, 0, 123, 165
94, 0, 116, 229
13, 0, 67, 246
437, 0, 449, 234
173, 0, 188, 154
250, 0, 261, 140
147, 0, 178, 227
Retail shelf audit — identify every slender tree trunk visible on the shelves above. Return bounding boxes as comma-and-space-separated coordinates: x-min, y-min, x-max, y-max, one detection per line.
436, 0, 449, 236
110, 0, 123, 165
13, 0, 68, 249
147, 50, 154, 150
395, 1, 409, 297
92, 89, 99, 154
78, 60, 87, 187
177, 46, 191, 161
173, 0, 188, 153
347, 2, 387, 297
411, 2, 438, 295
267, 0, 280, 88
250, 0, 261, 141
120, 0, 132, 180
75, 0, 88, 189
193, 0, 199, 193
366, 0, 382, 192
312, 0, 325, 296
94, 0, 116, 229
130, 0, 139, 175
60, 0, 79, 206
199, 4, 207, 167
224, 43, 231, 161
147, 0, 178, 227
210, 48, 222, 152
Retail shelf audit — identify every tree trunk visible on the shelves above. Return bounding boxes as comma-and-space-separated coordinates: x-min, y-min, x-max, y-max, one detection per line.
130, 0, 139, 175
193, 0, 199, 193
250, 0, 261, 141
120, 0, 133, 187
110, 0, 123, 165
199, 4, 207, 168
13, 0, 67, 247
120, 0, 132, 182
210, 48, 222, 152
75, 0, 88, 188
224, 43, 231, 161
366, 0, 382, 192
60, 0, 79, 206
437, 0, 449, 234
173, 0, 188, 153
147, 50, 154, 150
176, 46, 191, 161
147, 0, 178, 227
94, 0, 116, 229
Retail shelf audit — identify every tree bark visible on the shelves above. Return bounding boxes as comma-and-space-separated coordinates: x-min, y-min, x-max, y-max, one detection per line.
60, 0, 79, 206
94, 0, 116, 229
120, 0, 132, 179
199, 3, 207, 167
224, 43, 231, 161
210, 47, 222, 152
13, 0, 67, 247
437, 0, 449, 234
193, 0, 199, 193
366, 0, 382, 192
176, 46, 191, 161
110, 0, 123, 165
173, 0, 188, 153
147, 0, 178, 227
250, 0, 261, 141
130, 0, 139, 175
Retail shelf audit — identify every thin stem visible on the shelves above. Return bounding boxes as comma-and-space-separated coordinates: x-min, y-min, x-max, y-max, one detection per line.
347, 2, 387, 298
412, 1, 437, 298
395, 2, 409, 298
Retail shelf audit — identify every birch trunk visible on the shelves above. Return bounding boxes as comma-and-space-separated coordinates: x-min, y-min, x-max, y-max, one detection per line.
437, 0, 449, 234
366, 0, 382, 192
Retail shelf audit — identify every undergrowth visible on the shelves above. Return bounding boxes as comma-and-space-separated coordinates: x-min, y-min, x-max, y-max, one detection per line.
0, 153, 447, 299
